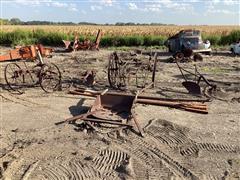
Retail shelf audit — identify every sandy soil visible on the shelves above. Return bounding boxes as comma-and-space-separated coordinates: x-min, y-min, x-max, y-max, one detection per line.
0, 48, 240, 180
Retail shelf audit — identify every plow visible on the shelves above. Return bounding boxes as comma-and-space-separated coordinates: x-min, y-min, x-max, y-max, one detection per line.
176, 61, 217, 96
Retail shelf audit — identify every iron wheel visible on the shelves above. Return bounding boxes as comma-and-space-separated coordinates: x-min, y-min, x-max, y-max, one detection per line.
40, 63, 62, 93
4, 63, 24, 94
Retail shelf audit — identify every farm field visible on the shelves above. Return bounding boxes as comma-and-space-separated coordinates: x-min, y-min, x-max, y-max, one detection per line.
0, 47, 240, 179
2, 25, 240, 36
1, 25, 240, 47
1, 1, 240, 179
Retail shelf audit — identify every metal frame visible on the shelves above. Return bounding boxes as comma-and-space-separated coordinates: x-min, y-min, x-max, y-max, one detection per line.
4, 48, 62, 94
107, 52, 158, 90
63, 29, 103, 52
176, 61, 216, 95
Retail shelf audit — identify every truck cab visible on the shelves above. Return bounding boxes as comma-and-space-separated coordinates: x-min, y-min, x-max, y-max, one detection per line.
230, 42, 240, 55
165, 30, 212, 54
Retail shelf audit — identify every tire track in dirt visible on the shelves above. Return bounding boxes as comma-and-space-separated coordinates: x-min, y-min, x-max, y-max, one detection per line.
92, 148, 129, 176
108, 133, 197, 180
0, 139, 37, 179
0, 146, 15, 159
21, 160, 39, 180
145, 119, 240, 157
180, 143, 239, 156
197, 142, 239, 153
70, 160, 102, 179
130, 159, 149, 180
31, 159, 103, 180
147, 125, 191, 148
2, 119, 239, 179
0, 93, 45, 107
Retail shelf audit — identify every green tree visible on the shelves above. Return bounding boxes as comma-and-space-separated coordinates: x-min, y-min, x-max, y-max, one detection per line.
10, 18, 22, 25
0, 18, 10, 25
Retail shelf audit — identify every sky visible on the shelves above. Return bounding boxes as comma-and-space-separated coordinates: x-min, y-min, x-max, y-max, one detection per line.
1, 0, 240, 25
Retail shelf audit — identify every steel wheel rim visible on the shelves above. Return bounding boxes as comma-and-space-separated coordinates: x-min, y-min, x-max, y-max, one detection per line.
4, 63, 24, 94
108, 56, 119, 88
40, 63, 61, 93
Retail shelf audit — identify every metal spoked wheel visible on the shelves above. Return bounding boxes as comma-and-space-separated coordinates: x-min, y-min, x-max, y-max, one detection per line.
4, 63, 24, 94
108, 56, 127, 89
29, 65, 42, 86
39, 63, 62, 93
20, 63, 41, 88
136, 66, 149, 88
108, 55, 118, 88
174, 52, 184, 62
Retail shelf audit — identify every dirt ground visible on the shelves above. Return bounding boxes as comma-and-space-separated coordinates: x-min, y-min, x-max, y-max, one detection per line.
0, 47, 240, 180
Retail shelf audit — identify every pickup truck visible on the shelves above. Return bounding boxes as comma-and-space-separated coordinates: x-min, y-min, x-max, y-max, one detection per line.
165, 30, 212, 55
230, 42, 240, 55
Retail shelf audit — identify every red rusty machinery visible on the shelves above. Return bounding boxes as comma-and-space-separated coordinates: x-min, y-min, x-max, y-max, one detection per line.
0, 44, 53, 62
62, 29, 103, 52
107, 52, 157, 90
56, 87, 209, 137
4, 48, 61, 94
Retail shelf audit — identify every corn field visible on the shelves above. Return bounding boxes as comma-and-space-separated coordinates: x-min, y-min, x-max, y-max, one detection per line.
0, 25, 239, 47
1, 25, 239, 36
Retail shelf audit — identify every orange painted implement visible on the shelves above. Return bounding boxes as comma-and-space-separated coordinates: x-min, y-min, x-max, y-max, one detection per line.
0, 44, 53, 62
63, 29, 103, 51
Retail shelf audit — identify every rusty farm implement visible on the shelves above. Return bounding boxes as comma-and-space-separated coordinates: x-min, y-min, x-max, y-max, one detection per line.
4, 47, 61, 94
0, 44, 53, 62
107, 52, 157, 90
62, 29, 103, 52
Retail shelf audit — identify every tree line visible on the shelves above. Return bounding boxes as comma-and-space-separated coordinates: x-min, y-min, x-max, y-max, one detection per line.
0, 18, 173, 26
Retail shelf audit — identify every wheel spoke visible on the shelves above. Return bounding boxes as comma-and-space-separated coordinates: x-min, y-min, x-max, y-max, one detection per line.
40, 63, 61, 93
4, 63, 24, 94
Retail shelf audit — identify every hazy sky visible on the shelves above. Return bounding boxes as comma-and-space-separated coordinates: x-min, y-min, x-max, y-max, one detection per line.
1, 0, 240, 25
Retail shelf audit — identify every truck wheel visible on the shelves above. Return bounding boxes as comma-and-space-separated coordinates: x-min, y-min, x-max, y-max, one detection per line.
205, 51, 211, 56
168, 45, 172, 53
230, 48, 236, 56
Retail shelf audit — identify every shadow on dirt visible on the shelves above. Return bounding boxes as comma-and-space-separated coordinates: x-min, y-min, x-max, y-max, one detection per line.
156, 87, 199, 98
69, 98, 89, 117
0, 82, 9, 90
211, 51, 234, 57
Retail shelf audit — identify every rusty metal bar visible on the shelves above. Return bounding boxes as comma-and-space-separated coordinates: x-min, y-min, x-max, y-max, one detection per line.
55, 111, 96, 125
136, 99, 208, 114
82, 117, 132, 127
181, 107, 208, 114
136, 99, 206, 109
69, 89, 210, 102
67, 89, 208, 114
152, 53, 157, 87
131, 85, 150, 137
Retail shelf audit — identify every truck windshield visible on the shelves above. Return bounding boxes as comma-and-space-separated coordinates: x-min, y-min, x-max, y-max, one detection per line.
183, 38, 199, 44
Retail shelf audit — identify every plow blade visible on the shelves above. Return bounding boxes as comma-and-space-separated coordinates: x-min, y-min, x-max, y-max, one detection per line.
182, 81, 201, 95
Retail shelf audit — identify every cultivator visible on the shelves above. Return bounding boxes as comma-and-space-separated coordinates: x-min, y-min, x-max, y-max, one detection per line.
107, 52, 157, 90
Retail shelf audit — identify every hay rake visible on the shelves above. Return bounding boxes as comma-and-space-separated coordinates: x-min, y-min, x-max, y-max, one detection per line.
107, 52, 157, 90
